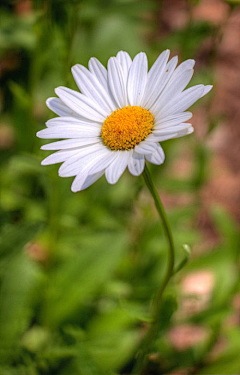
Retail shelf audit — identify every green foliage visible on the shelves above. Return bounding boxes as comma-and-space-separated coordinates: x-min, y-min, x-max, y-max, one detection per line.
0, 0, 239, 374
42, 231, 128, 327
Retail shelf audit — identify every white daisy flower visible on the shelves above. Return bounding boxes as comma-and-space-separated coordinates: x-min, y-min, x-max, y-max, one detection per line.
37, 50, 212, 192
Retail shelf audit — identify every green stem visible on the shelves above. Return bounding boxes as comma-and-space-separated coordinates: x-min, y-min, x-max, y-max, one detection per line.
132, 165, 175, 374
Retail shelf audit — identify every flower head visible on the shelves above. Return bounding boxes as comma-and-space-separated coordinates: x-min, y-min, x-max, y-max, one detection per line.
37, 51, 212, 192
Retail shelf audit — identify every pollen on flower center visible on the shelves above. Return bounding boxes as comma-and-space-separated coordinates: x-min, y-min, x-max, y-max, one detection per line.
101, 106, 154, 151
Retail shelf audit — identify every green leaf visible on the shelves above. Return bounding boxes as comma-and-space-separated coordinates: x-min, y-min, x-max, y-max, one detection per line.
86, 330, 139, 372
120, 299, 153, 323
75, 343, 107, 375
158, 294, 178, 334
0, 252, 41, 362
174, 244, 191, 274
42, 231, 128, 327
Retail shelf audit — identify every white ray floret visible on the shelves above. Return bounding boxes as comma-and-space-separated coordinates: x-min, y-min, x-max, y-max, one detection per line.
37, 50, 212, 192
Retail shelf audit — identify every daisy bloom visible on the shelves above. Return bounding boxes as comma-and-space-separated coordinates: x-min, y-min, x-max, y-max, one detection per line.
37, 51, 212, 192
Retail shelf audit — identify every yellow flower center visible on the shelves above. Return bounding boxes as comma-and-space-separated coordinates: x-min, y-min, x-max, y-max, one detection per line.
101, 106, 154, 151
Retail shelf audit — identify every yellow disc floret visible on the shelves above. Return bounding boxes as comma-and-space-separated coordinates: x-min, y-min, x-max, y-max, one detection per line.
101, 106, 154, 151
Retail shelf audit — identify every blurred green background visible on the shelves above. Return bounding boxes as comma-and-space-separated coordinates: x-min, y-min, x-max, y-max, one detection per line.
0, 0, 240, 374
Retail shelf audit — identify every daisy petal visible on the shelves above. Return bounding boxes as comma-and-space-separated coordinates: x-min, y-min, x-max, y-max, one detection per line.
105, 150, 130, 184
149, 123, 193, 142
152, 69, 194, 115
88, 57, 108, 90
154, 112, 192, 129
71, 148, 113, 191
71, 64, 115, 112
141, 50, 170, 107
116, 51, 132, 81
41, 149, 80, 165
45, 116, 101, 128
153, 123, 191, 135
71, 169, 92, 192
127, 52, 148, 106
37, 124, 100, 139
46, 97, 76, 117
107, 57, 127, 108
80, 170, 105, 191
144, 56, 178, 109
201, 85, 213, 97
145, 144, 165, 165
150, 60, 195, 114
160, 85, 205, 117
158, 59, 195, 101
89, 152, 118, 174
128, 152, 145, 176
150, 126, 194, 143
171, 59, 195, 76
59, 144, 106, 177
134, 141, 157, 155
171, 125, 194, 138
55, 87, 108, 121
41, 138, 99, 150
152, 124, 194, 142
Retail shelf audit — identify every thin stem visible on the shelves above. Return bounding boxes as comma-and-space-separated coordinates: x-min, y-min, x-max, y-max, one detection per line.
132, 165, 175, 374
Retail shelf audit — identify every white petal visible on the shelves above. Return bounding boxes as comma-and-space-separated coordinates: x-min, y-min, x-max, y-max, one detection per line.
145, 144, 165, 165
89, 152, 118, 174
153, 123, 191, 135
80, 170, 105, 191
107, 57, 127, 108
70, 148, 112, 191
171, 125, 194, 139
55, 87, 108, 121
45, 116, 101, 128
150, 123, 193, 142
127, 52, 148, 106
201, 85, 213, 97
46, 97, 76, 117
160, 85, 205, 118
88, 57, 108, 91
148, 133, 178, 142
41, 138, 99, 150
128, 152, 145, 176
149, 123, 193, 142
116, 51, 132, 81
105, 150, 130, 184
41, 149, 80, 165
37, 124, 100, 139
152, 69, 194, 115
155, 60, 195, 105
71, 64, 115, 112
154, 112, 192, 129
171, 59, 195, 76
58, 144, 106, 177
143, 56, 178, 109
150, 60, 196, 115
134, 141, 157, 155
71, 170, 89, 192
141, 50, 170, 107
151, 125, 194, 143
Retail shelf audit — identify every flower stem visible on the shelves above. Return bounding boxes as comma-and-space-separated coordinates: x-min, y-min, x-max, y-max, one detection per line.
132, 165, 175, 374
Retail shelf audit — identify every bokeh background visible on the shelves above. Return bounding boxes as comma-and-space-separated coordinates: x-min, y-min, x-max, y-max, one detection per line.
0, 0, 240, 374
